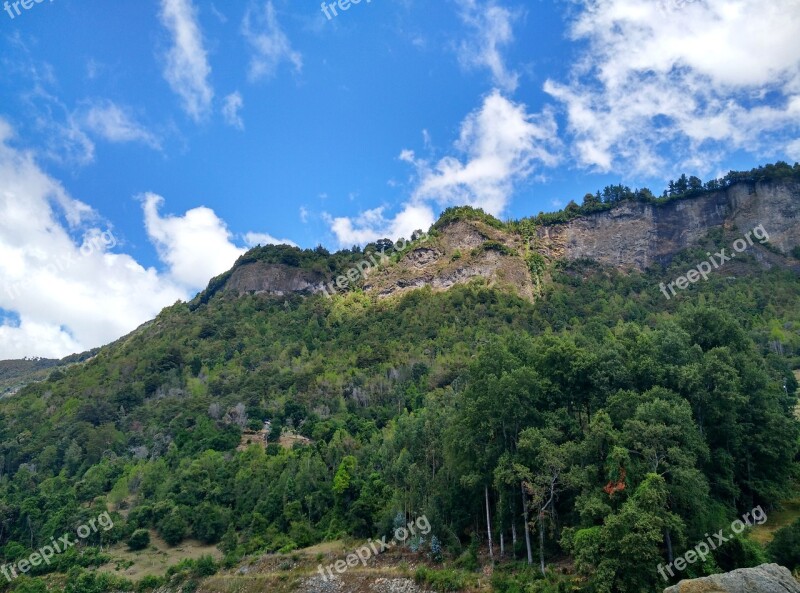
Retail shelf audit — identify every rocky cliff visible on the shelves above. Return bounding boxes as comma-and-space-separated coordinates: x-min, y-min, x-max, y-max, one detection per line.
538, 180, 800, 270
214, 179, 800, 302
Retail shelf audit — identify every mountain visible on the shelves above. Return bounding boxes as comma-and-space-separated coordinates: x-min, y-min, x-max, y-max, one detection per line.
0, 163, 799, 593
207, 170, 800, 303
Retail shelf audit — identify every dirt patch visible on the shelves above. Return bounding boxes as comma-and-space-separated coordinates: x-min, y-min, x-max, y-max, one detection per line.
96, 530, 222, 582
751, 499, 800, 545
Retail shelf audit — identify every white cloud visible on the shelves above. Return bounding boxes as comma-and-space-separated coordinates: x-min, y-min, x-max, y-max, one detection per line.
0, 118, 302, 358
222, 92, 244, 129
457, 0, 520, 92
142, 193, 246, 288
326, 91, 559, 246
299, 206, 309, 223
244, 232, 298, 247
159, 0, 214, 121
242, 1, 303, 82
545, 0, 800, 175
325, 204, 436, 247
408, 90, 560, 215
0, 121, 185, 359
80, 101, 161, 149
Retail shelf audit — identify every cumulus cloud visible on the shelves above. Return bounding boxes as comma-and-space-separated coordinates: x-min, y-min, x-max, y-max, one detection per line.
326, 91, 559, 246
222, 92, 244, 129
159, 0, 214, 121
325, 203, 436, 247
0, 121, 185, 359
457, 0, 520, 92
0, 119, 298, 358
244, 232, 297, 247
80, 100, 161, 149
142, 194, 247, 288
545, 0, 800, 175
242, 1, 303, 82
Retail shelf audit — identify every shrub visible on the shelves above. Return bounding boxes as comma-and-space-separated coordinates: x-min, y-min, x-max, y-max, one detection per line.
414, 566, 472, 592
194, 555, 217, 577
128, 529, 151, 551
768, 518, 800, 570
159, 511, 188, 546
714, 534, 768, 572
429, 535, 443, 562
136, 575, 166, 592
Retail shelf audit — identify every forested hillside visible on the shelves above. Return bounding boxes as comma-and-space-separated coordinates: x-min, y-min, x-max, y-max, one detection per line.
1, 177, 799, 593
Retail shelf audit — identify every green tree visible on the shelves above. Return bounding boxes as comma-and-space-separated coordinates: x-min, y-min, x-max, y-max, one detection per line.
127, 528, 151, 551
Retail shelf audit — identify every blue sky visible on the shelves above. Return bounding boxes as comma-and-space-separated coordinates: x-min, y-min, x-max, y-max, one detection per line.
1, 0, 799, 358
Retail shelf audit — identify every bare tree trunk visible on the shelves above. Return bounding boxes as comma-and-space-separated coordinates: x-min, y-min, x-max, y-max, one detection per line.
665, 528, 674, 564
500, 532, 505, 558
485, 484, 494, 560
521, 482, 533, 565
539, 513, 545, 575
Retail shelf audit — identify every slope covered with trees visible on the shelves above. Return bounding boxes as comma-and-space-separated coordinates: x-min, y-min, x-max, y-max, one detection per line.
0, 178, 799, 593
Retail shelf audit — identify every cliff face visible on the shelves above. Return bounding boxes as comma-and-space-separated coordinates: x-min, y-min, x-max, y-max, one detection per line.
537, 180, 800, 270
362, 220, 537, 301
222, 261, 325, 297
213, 180, 800, 301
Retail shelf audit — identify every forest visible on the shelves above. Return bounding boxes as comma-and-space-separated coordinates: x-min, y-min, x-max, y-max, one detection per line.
0, 173, 799, 592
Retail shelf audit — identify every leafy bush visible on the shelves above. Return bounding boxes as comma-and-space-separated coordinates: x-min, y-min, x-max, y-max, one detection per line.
432, 206, 505, 230
127, 529, 151, 551
471, 241, 517, 257
414, 566, 473, 592
159, 512, 188, 546
768, 518, 800, 570
714, 534, 769, 572
136, 575, 166, 592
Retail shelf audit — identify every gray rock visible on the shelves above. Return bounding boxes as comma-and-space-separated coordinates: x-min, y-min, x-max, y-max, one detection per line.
664, 563, 800, 593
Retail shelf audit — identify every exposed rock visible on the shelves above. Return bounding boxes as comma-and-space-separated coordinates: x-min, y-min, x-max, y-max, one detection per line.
664, 563, 800, 593
363, 220, 536, 301
223, 261, 326, 296
539, 180, 800, 270
215, 180, 800, 302
299, 575, 431, 593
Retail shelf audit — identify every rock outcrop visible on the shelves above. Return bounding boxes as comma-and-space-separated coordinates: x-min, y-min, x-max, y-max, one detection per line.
664, 563, 800, 593
211, 179, 800, 302
538, 180, 800, 270
223, 261, 326, 296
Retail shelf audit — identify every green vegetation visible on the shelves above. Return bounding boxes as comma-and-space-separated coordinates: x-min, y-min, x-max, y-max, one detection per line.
127, 530, 150, 551
528, 160, 800, 226
767, 519, 800, 570
471, 240, 518, 257
0, 190, 799, 592
432, 205, 505, 230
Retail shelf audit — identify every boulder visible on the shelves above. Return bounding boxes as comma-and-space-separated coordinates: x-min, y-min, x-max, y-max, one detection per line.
664, 563, 800, 593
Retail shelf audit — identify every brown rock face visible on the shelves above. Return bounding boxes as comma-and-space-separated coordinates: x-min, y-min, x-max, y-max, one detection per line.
214, 180, 799, 302
362, 220, 537, 301
223, 261, 326, 296
537, 181, 800, 270
663, 563, 800, 593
